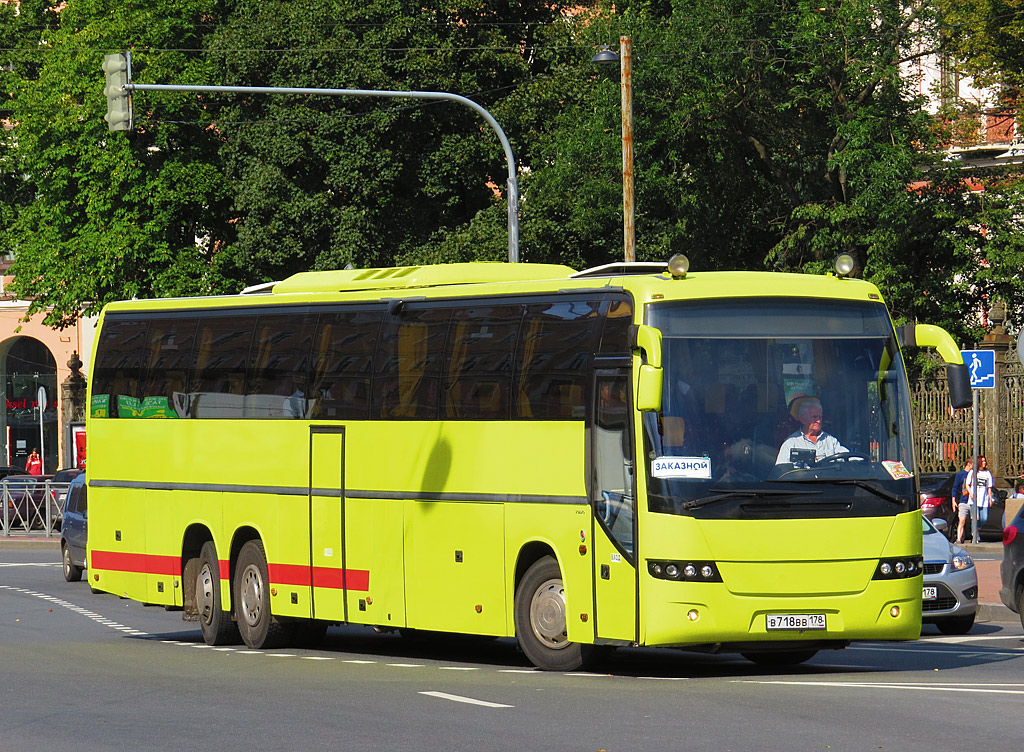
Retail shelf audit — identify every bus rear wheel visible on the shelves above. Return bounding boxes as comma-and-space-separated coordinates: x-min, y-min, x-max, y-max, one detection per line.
234, 540, 290, 649
515, 556, 600, 671
197, 541, 240, 645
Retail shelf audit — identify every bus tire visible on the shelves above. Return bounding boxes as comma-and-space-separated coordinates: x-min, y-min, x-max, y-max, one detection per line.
515, 555, 598, 671
197, 541, 240, 646
62, 543, 82, 582
741, 649, 818, 666
234, 539, 290, 649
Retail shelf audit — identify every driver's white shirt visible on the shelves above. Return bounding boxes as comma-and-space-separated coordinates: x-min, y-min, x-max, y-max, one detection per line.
775, 431, 849, 464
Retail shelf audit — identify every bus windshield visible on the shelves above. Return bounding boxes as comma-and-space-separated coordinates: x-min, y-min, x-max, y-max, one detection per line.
642, 298, 916, 519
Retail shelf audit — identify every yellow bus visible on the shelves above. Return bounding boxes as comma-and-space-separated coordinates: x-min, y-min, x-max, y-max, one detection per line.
85, 257, 970, 669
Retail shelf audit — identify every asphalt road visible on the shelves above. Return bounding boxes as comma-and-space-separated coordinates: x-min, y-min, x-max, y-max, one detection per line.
2, 547, 1023, 752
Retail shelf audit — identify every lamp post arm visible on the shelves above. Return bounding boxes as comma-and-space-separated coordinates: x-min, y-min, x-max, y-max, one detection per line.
126, 82, 520, 263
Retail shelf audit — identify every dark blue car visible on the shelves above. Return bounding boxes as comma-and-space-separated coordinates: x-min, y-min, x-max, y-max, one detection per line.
1000, 498, 1024, 627
60, 474, 88, 582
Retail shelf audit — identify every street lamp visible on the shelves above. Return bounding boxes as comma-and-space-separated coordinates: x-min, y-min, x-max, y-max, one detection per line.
592, 36, 635, 263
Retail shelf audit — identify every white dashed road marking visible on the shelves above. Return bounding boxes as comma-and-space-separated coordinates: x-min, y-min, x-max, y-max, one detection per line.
420, 691, 513, 708
0, 583, 151, 637
735, 680, 1024, 696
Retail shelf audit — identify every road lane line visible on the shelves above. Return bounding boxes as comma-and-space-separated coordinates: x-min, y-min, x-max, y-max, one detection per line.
735, 680, 1024, 696
419, 691, 512, 708
921, 634, 1024, 644
639, 676, 689, 681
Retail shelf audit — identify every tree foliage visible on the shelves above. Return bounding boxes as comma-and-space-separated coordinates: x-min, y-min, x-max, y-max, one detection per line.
0, 0, 1021, 343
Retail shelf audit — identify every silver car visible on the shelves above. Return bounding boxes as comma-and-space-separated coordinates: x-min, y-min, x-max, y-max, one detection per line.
922, 516, 977, 634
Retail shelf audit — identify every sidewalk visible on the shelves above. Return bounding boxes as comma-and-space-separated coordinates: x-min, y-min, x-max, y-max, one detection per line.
0, 533, 60, 550
961, 542, 1015, 622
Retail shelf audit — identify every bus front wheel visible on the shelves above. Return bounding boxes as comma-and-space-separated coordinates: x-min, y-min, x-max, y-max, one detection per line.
234, 540, 290, 649
197, 541, 240, 645
515, 556, 599, 671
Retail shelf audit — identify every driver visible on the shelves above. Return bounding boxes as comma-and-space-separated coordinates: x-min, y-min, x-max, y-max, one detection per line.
775, 395, 848, 465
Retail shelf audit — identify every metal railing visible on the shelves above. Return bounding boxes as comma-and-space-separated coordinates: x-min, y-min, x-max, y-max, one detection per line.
0, 480, 72, 537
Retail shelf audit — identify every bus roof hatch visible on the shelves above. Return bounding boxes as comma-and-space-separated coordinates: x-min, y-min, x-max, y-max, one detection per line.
273, 263, 577, 294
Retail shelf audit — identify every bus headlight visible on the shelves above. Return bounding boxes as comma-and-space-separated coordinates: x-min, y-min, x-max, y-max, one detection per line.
648, 559, 722, 582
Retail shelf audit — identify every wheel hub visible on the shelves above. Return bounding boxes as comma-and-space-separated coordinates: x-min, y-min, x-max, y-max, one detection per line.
529, 578, 569, 649
196, 562, 215, 625
239, 564, 264, 628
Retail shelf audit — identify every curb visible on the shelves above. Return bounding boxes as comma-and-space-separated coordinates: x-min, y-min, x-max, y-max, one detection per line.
978, 603, 1018, 623
0, 536, 61, 549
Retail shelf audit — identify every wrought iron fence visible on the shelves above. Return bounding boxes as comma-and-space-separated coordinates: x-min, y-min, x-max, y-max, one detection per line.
911, 346, 1024, 483
0, 479, 71, 537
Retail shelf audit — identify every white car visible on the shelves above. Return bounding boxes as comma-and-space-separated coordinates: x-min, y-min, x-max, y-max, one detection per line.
922, 516, 977, 634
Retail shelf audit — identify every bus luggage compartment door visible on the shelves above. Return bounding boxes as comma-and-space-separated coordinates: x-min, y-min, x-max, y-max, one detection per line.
309, 427, 347, 622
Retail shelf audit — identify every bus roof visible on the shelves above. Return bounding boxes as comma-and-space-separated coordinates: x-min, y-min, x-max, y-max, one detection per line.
272, 262, 578, 294
101, 263, 886, 313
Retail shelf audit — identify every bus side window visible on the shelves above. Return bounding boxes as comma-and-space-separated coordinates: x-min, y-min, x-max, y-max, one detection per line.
309, 309, 381, 420
374, 306, 450, 420
92, 318, 148, 419
516, 299, 600, 420
139, 317, 199, 419
598, 297, 633, 355
444, 304, 521, 420
191, 315, 254, 419
244, 312, 316, 419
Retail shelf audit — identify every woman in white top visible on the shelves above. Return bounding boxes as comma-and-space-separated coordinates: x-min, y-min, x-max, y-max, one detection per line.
964, 455, 994, 530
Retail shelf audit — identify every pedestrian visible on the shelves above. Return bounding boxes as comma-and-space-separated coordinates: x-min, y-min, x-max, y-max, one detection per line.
964, 456, 995, 539
25, 448, 42, 476
952, 459, 971, 543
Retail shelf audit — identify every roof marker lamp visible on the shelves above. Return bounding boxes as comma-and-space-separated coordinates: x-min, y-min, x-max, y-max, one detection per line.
833, 253, 855, 277
667, 254, 689, 278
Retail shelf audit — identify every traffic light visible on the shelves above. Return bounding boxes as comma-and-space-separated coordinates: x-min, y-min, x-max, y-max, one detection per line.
102, 52, 131, 132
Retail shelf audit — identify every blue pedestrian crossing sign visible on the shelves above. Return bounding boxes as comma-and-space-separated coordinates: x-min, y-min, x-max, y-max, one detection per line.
962, 349, 996, 389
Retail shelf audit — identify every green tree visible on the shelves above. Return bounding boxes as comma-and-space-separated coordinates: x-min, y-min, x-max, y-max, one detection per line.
202, 0, 564, 281
1, 0, 236, 328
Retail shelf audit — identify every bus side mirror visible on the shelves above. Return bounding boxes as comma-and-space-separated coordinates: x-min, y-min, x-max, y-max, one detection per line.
946, 364, 971, 409
898, 323, 972, 410
630, 324, 663, 412
636, 365, 663, 412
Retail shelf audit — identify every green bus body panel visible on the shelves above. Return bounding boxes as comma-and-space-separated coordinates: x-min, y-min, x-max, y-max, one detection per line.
86, 264, 926, 653
86, 416, 589, 635
405, 501, 506, 635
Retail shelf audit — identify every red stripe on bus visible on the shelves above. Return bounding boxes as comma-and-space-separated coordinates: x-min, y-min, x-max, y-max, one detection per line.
91, 550, 181, 576
269, 563, 369, 591
219, 560, 230, 580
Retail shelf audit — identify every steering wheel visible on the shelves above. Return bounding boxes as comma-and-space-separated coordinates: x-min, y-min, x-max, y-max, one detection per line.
815, 451, 869, 464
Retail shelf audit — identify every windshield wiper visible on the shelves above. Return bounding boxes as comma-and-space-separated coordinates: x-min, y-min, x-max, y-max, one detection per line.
776, 478, 904, 505
682, 487, 821, 511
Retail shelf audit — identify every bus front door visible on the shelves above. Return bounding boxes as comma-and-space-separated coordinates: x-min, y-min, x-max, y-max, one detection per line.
590, 370, 638, 643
